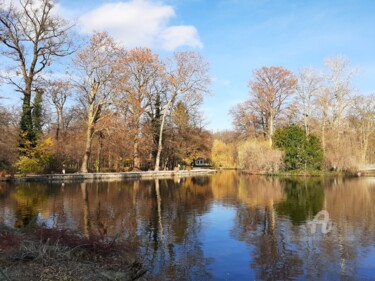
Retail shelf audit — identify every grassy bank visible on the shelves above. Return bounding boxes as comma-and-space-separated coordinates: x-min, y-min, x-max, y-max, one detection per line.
0, 224, 146, 281
240, 169, 358, 177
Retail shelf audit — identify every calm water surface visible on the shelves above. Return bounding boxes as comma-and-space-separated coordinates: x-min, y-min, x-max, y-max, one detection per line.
1, 172, 375, 280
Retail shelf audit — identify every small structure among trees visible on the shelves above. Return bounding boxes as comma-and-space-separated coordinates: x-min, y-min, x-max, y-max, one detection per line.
192, 158, 211, 168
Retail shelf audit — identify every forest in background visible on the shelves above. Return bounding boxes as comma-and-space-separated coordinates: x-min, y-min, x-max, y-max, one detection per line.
213, 59, 375, 173
0, 0, 374, 175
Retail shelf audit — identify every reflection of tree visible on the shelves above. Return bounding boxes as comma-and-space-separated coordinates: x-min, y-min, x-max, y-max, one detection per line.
12, 184, 51, 228
232, 202, 304, 280
237, 176, 284, 207
2, 173, 375, 279
81, 183, 91, 237
0, 183, 12, 200
139, 177, 213, 280
276, 178, 325, 224
210, 170, 239, 203
317, 178, 375, 279
252, 233, 303, 280
231, 176, 305, 280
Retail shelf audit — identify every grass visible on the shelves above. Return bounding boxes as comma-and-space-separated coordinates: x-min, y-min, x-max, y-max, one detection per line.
0, 224, 147, 281
240, 168, 345, 177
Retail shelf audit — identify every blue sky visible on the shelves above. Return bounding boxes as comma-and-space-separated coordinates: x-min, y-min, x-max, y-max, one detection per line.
1, 0, 375, 131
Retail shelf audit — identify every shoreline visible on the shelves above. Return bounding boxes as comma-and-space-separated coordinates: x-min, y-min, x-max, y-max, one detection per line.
0, 168, 217, 183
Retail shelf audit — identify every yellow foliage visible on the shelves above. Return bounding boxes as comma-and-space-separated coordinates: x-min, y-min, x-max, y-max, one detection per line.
15, 138, 54, 175
211, 140, 236, 168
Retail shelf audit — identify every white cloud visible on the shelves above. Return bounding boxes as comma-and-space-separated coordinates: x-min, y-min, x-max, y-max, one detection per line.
78, 0, 203, 51
160, 26, 202, 50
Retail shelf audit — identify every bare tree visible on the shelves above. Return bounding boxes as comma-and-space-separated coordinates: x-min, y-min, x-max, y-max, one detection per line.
230, 100, 259, 139
0, 0, 73, 148
154, 52, 210, 171
120, 48, 164, 170
349, 94, 375, 163
315, 87, 332, 154
296, 67, 321, 135
248, 66, 297, 145
324, 56, 356, 143
45, 79, 70, 140
72, 32, 123, 173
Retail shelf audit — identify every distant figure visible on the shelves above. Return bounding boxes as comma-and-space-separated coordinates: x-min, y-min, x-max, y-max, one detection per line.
62, 165, 66, 174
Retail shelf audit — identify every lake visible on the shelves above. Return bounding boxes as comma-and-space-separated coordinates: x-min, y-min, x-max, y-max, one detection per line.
1, 171, 375, 280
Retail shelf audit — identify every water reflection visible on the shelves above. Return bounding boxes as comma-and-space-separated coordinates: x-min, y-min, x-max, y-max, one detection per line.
276, 178, 325, 224
0, 172, 375, 280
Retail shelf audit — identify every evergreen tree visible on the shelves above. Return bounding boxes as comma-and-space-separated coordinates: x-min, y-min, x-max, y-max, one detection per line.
273, 125, 323, 171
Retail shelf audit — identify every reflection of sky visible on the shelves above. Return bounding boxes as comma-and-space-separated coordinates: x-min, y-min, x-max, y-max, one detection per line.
2, 206, 16, 227
359, 246, 375, 280
200, 203, 256, 280
37, 213, 56, 228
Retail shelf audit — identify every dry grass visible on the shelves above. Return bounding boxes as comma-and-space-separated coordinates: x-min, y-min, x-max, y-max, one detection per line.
0, 224, 147, 281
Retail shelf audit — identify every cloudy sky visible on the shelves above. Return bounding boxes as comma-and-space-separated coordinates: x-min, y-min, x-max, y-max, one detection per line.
2, 0, 375, 130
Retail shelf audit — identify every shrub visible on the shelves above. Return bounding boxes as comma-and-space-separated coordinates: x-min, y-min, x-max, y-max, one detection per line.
273, 125, 323, 171
237, 139, 283, 173
211, 140, 236, 168
15, 138, 59, 174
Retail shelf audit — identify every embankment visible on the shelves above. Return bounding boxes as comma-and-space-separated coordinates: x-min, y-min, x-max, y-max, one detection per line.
1, 169, 217, 183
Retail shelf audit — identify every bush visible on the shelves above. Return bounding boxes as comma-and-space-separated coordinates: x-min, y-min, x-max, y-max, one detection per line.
273, 125, 323, 171
237, 140, 283, 173
211, 140, 236, 168
15, 138, 60, 175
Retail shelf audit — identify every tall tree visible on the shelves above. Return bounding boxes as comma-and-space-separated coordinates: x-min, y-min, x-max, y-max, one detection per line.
163, 100, 212, 168
154, 52, 210, 171
0, 0, 73, 149
120, 48, 164, 170
73, 32, 123, 173
248, 66, 297, 145
295, 67, 321, 135
324, 56, 355, 144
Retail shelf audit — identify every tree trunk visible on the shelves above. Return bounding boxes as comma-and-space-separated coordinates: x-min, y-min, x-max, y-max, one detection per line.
81, 183, 91, 237
19, 91, 35, 151
81, 122, 95, 173
97, 135, 104, 172
151, 93, 161, 166
154, 95, 175, 171
133, 126, 141, 170
362, 129, 369, 164
268, 115, 274, 146
321, 116, 326, 155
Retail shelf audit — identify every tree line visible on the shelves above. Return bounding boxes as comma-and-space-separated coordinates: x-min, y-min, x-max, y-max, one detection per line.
0, 0, 211, 174
214, 58, 375, 173
1, 0, 374, 175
